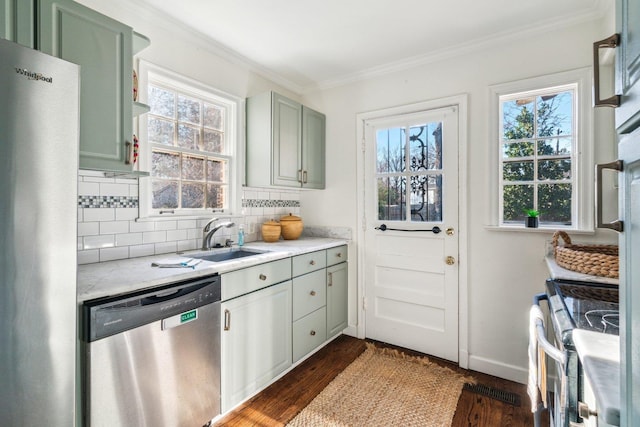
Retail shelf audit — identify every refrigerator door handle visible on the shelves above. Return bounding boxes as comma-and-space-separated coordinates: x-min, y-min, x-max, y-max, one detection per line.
596, 160, 624, 232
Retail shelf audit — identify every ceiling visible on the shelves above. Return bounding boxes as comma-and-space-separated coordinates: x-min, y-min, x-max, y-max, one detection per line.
133, 0, 609, 92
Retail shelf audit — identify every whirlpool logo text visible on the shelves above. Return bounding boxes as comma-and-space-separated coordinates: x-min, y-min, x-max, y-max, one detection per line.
14, 67, 53, 83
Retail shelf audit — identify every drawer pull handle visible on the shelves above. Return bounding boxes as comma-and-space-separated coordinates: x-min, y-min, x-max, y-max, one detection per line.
259, 274, 267, 281
310, 290, 316, 296
224, 309, 231, 331
310, 260, 316, 266
310, 330, 316, 336
328, 272, 333, 287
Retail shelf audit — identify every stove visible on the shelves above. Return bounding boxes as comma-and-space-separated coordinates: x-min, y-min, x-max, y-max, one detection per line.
535, 278, 619, 427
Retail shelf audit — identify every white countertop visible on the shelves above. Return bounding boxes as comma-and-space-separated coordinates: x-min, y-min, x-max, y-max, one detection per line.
573, 329, 620, 426
545, 256, 619, 285
78, 238, 347, 301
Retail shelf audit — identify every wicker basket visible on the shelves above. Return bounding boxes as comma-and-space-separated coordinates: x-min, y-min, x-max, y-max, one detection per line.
552, 231, 619, 279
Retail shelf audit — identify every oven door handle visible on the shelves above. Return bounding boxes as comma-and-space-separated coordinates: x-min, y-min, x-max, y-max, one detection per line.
532, 293, 567, 366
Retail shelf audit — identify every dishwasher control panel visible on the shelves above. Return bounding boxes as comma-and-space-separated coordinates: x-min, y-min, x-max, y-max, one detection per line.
82, 274, 221, 342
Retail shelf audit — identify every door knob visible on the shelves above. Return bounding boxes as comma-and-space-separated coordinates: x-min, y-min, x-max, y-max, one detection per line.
445, 256, 456, 265
446, 227, 455, 236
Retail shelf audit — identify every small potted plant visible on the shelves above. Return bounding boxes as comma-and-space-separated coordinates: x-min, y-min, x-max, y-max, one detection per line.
525, 209, 540, 228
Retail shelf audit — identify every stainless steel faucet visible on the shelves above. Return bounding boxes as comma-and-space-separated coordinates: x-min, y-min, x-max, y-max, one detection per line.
201, 218, 235, 250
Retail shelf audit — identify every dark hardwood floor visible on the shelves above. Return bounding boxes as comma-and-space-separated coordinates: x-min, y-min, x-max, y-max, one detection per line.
215, 335, 546, 426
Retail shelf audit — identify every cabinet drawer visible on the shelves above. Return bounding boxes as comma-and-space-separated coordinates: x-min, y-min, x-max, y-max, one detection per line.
326, 245, 348, 266
222, 258, 292, 301
292, 269, 326, 321
292, 307, 326, 362
292, 250, 326, 276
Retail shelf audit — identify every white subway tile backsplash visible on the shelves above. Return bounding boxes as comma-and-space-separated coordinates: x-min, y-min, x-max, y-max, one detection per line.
100, 247, 129, 262
83, 234, 115, 250
129, 220, 155, 233
78, 181, 99, 196
77, 184, 302, 264
100, 221, 129, 235
115, 232, 143, 247
167, 229, 188, 241
155, 220, 177, 231
116, 208, 138, 221
100, 183, 130, 197
143, 230, 167, 244
78, 222, 99, 237
155, 241, 177, 254
83, 208, 115, 222
78, 250, 99, 265
129, 244, 155, 258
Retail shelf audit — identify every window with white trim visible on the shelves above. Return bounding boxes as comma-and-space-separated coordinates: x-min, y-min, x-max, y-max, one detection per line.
138, 62, 239, 217
489, 69, 594, 230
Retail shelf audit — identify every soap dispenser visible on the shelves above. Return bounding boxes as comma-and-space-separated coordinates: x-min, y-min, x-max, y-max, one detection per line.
238, 225, 245, 247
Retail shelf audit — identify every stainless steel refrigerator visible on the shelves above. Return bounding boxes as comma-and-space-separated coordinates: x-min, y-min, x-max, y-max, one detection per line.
0, 38, 80, 426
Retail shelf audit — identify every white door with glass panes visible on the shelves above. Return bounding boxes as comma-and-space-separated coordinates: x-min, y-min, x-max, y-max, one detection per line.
363, 106, 459, 362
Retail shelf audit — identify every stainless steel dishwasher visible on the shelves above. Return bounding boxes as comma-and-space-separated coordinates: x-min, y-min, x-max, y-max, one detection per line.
82, 274, 221, 427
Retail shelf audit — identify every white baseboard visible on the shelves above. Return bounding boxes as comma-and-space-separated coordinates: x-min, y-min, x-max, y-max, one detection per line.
468, 354, 529, 384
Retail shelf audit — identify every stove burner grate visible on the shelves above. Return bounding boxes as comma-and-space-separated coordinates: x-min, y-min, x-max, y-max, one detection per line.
585, 309, 620, 334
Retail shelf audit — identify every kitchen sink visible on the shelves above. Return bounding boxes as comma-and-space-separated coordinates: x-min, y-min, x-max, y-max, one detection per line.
191, 249, 265, 263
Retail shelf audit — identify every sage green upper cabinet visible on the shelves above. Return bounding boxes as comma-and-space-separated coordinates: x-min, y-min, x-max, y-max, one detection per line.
38, 0, 147, 173
246, 92, 326, 189
616, 0, 640, 133
1, 0, 35, 47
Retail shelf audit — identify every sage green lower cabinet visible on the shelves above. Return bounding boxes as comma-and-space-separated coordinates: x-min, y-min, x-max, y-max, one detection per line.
327, 261, 348, 338
220, 280, 292, 413
292, 269, 327, 362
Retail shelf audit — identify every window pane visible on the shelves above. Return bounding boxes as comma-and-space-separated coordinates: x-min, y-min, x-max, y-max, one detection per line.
148, 117, 174, 145
182, 155, 205, 181
151, 151, 180, 178
503, 160, 534, 181
151, 180, 178, 209
503, 184, 534, 221
538, 138, 572, 156
207, 159, 225, 182
409, 122, 442, 171
538, 159, 571, 180
410, 174, 442, 222
206, 184, 225, 209
149, 86, 175, 118
377, 128, 404, 173
204, 103, 224, 130
177, 124, 199, 150
539, 184, 572, 224
537, 91, 572, 137
377, 176, 406, 221
503, 98, 534, 140
502, 141, 534, 158
177, 95, 200, 125
182, 182, 205, 209
203, 130, 223, 153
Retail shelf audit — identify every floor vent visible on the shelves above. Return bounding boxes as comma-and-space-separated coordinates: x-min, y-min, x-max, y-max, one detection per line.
463, 383, 522, 407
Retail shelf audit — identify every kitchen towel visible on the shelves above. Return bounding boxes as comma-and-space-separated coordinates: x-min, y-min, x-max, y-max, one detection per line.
528, 304, 547, 413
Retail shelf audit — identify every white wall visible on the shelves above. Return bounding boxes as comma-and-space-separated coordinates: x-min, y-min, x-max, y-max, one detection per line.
302, 14, 617, 382
76, 0, 617, 383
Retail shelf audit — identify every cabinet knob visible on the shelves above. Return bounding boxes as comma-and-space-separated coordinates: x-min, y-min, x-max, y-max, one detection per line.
259, 274, 267, 281
310, 330, 316, 336
336, 253, 342, 258
310, 260, 316, 266
310, 290, 316, 296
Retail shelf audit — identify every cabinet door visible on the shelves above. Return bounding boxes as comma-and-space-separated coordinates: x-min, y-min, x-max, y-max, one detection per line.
326, 262, 348, 338
616, 0, 640, 133
272, 93, 302, 187
619, 131, 640, 427
301, 106, 326, 189
38, 0, 134, 172
221, 281, 292, 413
1, 0, 35, 47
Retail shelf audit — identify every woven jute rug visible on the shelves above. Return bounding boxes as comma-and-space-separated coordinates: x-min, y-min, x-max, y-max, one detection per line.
287, 343, 474, 427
